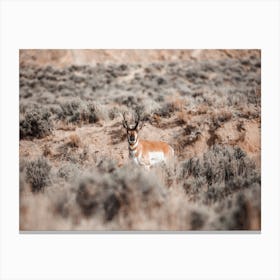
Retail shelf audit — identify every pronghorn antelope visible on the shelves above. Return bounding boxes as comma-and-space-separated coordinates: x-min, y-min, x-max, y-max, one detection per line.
122, 112, 174, 169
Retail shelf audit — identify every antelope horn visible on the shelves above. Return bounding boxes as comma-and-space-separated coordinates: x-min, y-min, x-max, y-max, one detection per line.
133, 111, 141, 130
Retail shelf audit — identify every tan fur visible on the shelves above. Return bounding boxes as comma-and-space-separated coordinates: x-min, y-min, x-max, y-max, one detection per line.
127, 131, 174, 168
137, 140, 174, 163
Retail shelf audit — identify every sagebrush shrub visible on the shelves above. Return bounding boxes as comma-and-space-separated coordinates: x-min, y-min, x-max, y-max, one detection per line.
156, 102, 177, 118
25, 157, 51, 192
58, 99, 107, 124
57, 163, 79, 181
179, 145, 261, 204
58, 99, 87, 123
76, 162, 165, 222
20, 108, 53, 139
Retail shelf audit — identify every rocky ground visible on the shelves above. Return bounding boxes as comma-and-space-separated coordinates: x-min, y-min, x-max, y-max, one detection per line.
19, 50, 261, 231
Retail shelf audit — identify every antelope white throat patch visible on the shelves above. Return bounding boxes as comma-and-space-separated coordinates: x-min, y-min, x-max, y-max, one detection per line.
148, 152, 165, 165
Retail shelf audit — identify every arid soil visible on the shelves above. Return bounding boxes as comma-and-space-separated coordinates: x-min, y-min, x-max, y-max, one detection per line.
19, 50, 261, 231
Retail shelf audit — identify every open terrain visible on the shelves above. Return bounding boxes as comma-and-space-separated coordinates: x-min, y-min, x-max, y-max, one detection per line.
19, 50, 261, 230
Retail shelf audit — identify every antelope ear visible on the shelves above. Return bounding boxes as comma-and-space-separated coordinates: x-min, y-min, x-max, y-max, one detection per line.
122, 121, 127, 129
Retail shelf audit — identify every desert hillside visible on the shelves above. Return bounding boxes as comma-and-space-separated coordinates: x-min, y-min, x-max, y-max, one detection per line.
19, 49, 261, 231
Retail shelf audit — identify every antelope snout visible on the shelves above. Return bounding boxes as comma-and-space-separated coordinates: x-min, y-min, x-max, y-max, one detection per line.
129, 135, 136, 142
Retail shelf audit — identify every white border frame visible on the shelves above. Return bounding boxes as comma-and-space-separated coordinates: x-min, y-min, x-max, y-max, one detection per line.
1, 1, 280, 279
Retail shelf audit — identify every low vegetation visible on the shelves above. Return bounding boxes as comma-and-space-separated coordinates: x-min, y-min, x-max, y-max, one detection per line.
20, 107, 53, 139
25, 157, 51, 192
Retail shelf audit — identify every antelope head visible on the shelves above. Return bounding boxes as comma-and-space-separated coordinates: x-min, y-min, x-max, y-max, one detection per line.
122, 111, 143, 145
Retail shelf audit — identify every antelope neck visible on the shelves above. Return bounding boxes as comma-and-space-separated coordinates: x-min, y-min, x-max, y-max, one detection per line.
129, 139, 139, 151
